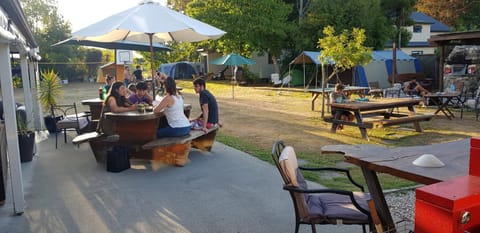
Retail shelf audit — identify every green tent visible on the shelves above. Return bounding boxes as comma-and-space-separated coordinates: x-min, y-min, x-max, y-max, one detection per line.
285, 69, 304, 86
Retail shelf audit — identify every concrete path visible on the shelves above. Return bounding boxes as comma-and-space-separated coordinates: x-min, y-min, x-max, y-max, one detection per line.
0, 135, 362, 233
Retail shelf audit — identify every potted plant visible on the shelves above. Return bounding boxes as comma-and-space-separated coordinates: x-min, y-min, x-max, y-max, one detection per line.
17, 113, 35, 163
38, 69, 63, 133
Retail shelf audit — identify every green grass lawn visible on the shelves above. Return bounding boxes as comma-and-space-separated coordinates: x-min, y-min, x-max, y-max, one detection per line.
175, 80, 476, 191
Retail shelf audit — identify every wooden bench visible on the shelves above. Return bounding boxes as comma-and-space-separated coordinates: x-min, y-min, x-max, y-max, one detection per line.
324, 113, 433, 132
73, 126, 219, 165
142, 126, 219, 166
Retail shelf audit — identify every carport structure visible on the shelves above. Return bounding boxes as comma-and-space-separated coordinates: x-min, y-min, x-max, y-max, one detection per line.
0, 0, 40, 215
429, 30, 480, 90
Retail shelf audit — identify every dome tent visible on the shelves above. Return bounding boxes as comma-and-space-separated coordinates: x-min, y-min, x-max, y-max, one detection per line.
159, 62, 199, 79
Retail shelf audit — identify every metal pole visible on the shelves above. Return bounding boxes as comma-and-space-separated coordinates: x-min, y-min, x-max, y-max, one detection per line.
148, 33, 156, 96
321, 64, 326, 118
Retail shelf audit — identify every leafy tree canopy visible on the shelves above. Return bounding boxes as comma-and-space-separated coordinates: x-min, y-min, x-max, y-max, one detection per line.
186, 0, 292, 58
318, 26, 372, 81
297, 0, 391, 51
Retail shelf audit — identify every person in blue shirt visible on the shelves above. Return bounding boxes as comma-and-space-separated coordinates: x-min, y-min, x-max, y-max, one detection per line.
132, 65, 143, 81
128, 81, 153, 105
192, 78, 219, 132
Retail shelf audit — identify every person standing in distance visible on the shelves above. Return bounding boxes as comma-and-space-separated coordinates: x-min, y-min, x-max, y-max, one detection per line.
132, 65, 143, 82
192, 78, 219, 132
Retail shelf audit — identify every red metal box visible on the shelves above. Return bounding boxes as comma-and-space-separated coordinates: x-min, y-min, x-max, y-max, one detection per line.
415, 175, 480, 233
472, 137, 480, 148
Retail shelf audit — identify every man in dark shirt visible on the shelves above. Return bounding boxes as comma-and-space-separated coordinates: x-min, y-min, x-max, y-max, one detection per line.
193, 78, 219, 132
132, 65, 143, 81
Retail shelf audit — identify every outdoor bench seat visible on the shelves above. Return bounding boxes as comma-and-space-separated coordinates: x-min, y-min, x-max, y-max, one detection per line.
324, 113, 433, 131
142, 125, 219, 166
363, 113, 433, 129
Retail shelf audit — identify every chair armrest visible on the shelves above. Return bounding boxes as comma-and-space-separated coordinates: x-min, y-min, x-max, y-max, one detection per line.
299, 166, 365, 191
283, 185, 371, 216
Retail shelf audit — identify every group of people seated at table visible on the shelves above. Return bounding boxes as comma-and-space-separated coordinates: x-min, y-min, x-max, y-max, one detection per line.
329, 79, 430, 130
99, 76, 219, 139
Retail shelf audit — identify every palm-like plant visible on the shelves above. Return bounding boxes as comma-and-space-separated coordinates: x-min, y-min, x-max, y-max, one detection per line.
39, 69, 63, 113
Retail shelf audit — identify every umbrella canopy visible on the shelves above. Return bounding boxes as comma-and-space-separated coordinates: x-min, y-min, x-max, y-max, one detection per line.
52, 38, 172, 52
210, 53, 256, 66
211, 53, 255, 100
70, 0, 226, 94
71, 1, 226, 44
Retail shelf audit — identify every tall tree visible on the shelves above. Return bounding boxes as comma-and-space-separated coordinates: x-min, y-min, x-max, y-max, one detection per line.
381, 0, 416, 47
167, 0, 192, 12
317, 26, 372, 117
186, 0, 292, 73
297, 0, 391, 51
454, 2, 480, 31
416, 0, 476, 27
20, 0, 85, 80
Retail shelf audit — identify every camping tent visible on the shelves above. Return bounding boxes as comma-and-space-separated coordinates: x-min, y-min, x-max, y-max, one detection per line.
289, 50, 419, 89
355, 50, 418, 88
159, 62, 199, 79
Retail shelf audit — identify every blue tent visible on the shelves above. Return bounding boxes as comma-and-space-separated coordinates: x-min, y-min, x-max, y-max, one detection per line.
290, 50, 419, 88
159, 62, 198, 79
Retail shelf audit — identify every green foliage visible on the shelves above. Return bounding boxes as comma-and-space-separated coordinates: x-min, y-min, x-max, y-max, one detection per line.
295, 0, 391, 51
318, 26, 372, 81
12, 75, 22, 88
16, 113, 32, 135
381, 0, 416, 47
186, 0, 292, 57
39, 69, 63, 113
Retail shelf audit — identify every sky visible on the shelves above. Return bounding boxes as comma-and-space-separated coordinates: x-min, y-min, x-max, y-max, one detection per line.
57, 0, 167, 32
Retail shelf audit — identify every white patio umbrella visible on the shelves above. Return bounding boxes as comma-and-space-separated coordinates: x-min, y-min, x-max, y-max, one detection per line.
71, 0, 226, 94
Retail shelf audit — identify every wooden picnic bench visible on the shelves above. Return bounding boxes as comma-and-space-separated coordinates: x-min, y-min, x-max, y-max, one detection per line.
325, 98, 433, 140
142, 126, 219, 166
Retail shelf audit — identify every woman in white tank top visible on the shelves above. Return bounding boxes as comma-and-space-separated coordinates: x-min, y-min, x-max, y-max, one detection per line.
153, 77, 191, 138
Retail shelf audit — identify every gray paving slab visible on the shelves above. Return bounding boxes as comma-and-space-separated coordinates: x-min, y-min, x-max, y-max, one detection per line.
0, 135, 362, 233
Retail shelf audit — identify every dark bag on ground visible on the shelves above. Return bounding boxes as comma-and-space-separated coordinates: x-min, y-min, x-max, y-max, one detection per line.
106, 146, 130, 172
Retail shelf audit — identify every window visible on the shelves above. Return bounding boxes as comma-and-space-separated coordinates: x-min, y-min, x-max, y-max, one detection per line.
413, 25, 422, 33
411, 51, 423, 55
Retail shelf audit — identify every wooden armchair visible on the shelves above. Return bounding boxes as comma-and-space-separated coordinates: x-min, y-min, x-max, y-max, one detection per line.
271, 141, 372, 233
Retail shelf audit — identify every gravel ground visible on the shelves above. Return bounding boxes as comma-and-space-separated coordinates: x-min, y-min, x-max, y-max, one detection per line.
384, 189, 417, 232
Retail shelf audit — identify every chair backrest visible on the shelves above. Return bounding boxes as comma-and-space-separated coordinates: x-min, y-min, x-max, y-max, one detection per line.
51, 103, 80, 128
282, 75, 292, 85
271, 73, 280, 83
454, 80, 465, 94
271, 141, 309, 219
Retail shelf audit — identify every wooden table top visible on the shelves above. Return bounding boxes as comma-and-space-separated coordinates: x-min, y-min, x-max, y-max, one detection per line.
105, 104, 192, 121
424, 92, 460, 98
330, 98, 422, 111
322, 139, 470, 184
307, 86, 369, 94
81, 98, 103, 105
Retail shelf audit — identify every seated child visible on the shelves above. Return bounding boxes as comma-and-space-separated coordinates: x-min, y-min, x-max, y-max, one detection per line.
128, 81, 153, 105
329, 83, 354, 130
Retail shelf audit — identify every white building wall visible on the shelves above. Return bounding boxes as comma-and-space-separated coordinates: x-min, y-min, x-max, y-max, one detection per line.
407, 24, 431, 42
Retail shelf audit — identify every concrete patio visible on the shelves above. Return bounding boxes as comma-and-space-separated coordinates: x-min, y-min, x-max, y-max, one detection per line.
0, 134, 361, 233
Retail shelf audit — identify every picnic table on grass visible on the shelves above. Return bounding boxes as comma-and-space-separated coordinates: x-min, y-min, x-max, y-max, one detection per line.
322, 139, 470, 232
307, 86, 369, 111
324, 98, 433, 140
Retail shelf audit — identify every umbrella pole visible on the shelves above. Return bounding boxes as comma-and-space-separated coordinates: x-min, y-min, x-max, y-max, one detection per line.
321, 64, 325, 118
232, 65, 236, 100
148, 33, 156, 96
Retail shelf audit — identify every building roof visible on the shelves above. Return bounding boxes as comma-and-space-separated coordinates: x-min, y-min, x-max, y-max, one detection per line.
410, 12, 450, 32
